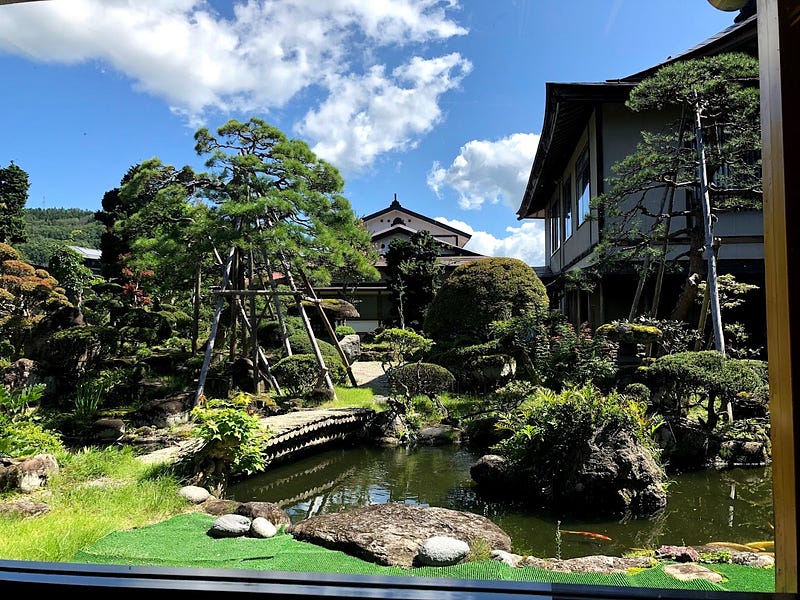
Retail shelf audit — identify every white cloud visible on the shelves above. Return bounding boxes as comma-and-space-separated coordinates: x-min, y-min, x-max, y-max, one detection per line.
435, 217, 545, 267
0, 0, 468, 165
298, 53, 472, 171
427, 132, 539, 210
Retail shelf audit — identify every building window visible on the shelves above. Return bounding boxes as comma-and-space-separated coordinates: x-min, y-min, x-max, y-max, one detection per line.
562, 178, 572, 240
576, 145, 590, 226
550, 195, 561, 252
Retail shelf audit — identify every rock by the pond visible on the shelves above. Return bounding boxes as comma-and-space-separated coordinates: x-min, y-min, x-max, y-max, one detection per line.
416, 535, 470, 566
662, 562, 724, 583
731, 552, 775, 568
250, 517, 278, 538
235, 501, 292, 528
202, 498, 242, 515
179, 485, 212, 504
9, 454, 60, 493
287, 501, 512, 568
208, 513, 252, 538
91, 417, 126, 442
519, 554, 656, 575
470, 454, 512, 491
417, 426, 460, 446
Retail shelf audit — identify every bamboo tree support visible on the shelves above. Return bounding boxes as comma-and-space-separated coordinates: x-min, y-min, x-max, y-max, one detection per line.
263, 253, 292, 357
277, 255, 336, 398
206, 245, 282, 396
231, 296, 282, 395
195, 244, 237, 405
693, 94, 726, 356
249, 249, 260, 394
301, 272, 358, 387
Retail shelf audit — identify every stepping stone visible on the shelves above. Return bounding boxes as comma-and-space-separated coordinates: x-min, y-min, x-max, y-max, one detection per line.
663, 562, 723, 583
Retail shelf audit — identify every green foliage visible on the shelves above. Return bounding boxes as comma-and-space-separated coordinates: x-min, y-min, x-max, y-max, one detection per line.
18, 207, 103, 267
491, 308, 618, 391
0, 445, 185, 562
0, 162, 29, 245
423, 257, 549, 344
0, 382, 46, 422
283, 331, 338, 358
193, 117, 380, 287
373, 327, 433, 368
72, 370, 125, 424
259, 316, 302, 349
492, 386, 661, 503
0, 247, 72, 354
46, 246, 96, 306
190, 394, 272, 481
335, 325, 356, 339
643, 351, 765, 429
633, 316, 701, 356
429, 341, 515, 392
696, 274, 762, 358
0, 383, 63, 457
0, 420, 65, 457
596, 321, 662, 344
272, 353, 346, 397
389, 362, 455, 400
44, 326, 119, 376
590, 52, 761, 317
384, 230, 445, 329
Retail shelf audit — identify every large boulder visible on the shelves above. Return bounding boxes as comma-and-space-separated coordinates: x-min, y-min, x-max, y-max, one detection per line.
472, 424, 667, 518
287, 502, 512, 568
560, 424, 667, 517
338, 334, 362, 364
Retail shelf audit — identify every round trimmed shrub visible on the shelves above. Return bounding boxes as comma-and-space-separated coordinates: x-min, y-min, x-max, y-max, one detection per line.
283, 332, 338, 359
272, 353, 346, 397
423, 257, 548, 344
389, 362, 455, 399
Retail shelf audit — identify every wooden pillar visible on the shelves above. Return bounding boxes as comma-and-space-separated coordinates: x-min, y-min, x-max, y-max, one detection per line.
757, 0, 800, 592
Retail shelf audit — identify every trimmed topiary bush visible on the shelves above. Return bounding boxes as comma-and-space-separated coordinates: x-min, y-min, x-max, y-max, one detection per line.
429, 341, 515, 392
643, 350, 765, 430
272, 353, 347, 397
423, 257, 549, 344
389, 362, 455, 400
282, 332, 339, 359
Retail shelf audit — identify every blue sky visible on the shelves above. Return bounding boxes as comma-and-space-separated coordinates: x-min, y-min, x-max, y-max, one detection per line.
0, 1, 738, 266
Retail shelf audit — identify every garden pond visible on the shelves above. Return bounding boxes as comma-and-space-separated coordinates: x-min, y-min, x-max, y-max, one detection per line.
227, 445, 774, 560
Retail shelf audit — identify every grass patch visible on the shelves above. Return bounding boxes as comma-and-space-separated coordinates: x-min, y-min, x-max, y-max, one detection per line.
0, 446, 186, 562
323, 386, 387, 411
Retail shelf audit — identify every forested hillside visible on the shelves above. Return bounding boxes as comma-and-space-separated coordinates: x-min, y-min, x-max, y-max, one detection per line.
17, 207, 103, 267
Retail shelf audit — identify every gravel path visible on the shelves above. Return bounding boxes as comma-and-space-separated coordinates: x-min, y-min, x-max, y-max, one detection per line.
349, 360, 391, 396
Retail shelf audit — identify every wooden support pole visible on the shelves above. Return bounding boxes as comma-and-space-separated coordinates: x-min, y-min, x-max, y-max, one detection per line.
758, 0, 800, 592
301, 272, 358, 387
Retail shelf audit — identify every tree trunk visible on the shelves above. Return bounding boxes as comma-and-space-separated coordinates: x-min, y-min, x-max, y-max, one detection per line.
694, 101, 726, 356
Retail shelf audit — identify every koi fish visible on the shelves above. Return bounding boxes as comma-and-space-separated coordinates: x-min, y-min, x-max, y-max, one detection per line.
560, 530, 612, 541
744, 541, 774, 552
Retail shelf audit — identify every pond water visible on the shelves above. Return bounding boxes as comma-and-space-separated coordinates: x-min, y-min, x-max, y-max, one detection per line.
227, 445, 774, 560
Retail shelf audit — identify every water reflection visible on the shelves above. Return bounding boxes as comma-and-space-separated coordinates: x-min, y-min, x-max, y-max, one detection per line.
227, 445, 774, 559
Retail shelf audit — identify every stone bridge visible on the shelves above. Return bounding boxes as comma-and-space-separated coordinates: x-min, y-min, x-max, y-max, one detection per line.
259, 408, 376, 466
137, 407, 377, 467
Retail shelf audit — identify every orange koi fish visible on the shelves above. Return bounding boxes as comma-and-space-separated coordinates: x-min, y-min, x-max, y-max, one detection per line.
560, 530, 612, 541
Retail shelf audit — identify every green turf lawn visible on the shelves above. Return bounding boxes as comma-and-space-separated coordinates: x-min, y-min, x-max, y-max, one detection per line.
72, 512, 775, 593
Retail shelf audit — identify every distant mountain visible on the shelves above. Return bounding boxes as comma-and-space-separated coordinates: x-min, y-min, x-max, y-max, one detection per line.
17, 207, 104, 268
